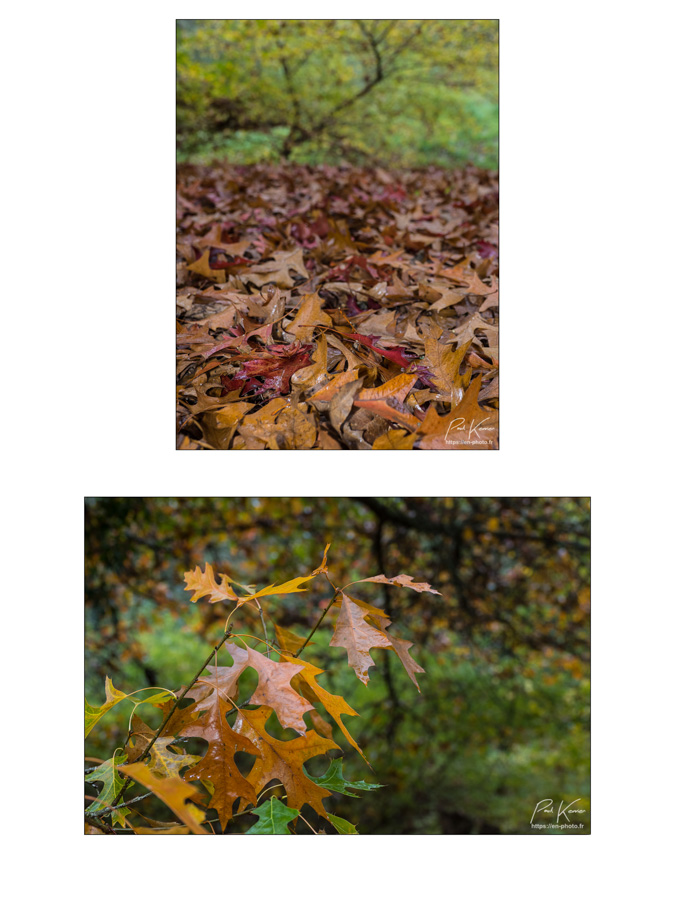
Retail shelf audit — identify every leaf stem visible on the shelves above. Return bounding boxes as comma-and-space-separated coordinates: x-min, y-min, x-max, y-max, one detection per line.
254, 599, 270, 657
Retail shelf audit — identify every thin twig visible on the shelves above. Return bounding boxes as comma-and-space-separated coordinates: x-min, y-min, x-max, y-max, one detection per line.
86, 791, 154, 818
294, 593, 338, 658
85, 814, 116, 834
108, 629, 233, 812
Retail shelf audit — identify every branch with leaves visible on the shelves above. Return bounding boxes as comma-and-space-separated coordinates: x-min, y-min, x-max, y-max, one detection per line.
84, 544, 439, 834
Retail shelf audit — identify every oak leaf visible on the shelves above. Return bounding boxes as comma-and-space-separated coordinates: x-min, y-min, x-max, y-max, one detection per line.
286, 292, 331, 341
274, 623, 311, 655
246, 796, 300, 834
353, 373, 420, 430
85, 678, 172, 737
326, 812, 359, 834
147, 738, 202, 779
278, 650, 366, 761
187, 250, 227, 283
85, 677, 130, 737
353, 573, 441, 594
416, 376, 498, 449
118, 761, 208, 834
184, 562, 240, 604
329, 593, 393, 685
234, 706, 338, 816
84, 754, 130, 827
372, 428, 417, 449
308, 759, 383, 797
246, 645, 314, 734
178, 652, 261, 827
421, 330, 472, 404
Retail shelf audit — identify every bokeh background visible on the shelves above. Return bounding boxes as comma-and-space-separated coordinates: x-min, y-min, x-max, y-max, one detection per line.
85, 498, 590, 834
177, 20, 498, 168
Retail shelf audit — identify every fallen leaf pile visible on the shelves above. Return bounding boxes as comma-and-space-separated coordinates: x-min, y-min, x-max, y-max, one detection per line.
177, 163, 498, 449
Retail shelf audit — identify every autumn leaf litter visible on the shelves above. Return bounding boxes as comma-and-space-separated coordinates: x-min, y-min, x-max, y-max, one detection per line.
177, 163, 498, 449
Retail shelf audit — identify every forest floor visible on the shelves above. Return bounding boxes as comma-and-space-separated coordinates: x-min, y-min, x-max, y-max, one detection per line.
177, 163, 498, 449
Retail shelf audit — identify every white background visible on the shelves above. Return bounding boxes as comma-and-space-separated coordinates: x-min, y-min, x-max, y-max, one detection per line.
3, 1, 672, 897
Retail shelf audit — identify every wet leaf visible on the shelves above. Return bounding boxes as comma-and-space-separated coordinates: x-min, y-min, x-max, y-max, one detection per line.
119, 761, 208, 834
246, 796, 300, 834
177, 163, 498, 449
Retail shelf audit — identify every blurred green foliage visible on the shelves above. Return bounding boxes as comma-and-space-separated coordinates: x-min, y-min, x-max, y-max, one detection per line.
85, 498, 589, 834
177, 20, 498, 168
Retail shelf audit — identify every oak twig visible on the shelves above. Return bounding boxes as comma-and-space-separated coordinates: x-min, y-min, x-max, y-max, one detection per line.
106, 629, 233, 812
294, 593, 338, 658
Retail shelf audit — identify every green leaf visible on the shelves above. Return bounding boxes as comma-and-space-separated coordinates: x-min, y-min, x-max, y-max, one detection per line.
307, 759, 384, 797
84, 753, 130, 827
85, 676, 131, 737
85, 676, 173, 737
245, 796, 300, 834
326, 812, 359, 834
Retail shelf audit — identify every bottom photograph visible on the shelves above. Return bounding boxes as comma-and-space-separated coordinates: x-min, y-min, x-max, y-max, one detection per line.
85, 497, 590, 835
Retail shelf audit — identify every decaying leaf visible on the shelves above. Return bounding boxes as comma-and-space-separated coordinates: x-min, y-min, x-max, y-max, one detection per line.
177, 163, 498, 449
416, 376, 499, 449
353, 573, 442, 594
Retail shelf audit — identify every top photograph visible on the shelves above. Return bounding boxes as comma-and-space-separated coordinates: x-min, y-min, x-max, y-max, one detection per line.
176, 20, 499, 450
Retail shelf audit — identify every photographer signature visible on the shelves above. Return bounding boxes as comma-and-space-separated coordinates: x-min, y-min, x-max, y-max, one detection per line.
531, 798, 587, 824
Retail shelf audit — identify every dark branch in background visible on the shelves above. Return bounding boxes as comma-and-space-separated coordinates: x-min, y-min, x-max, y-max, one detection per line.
373, 519, 403, 741
352, 497, 589, 659
279, 21, 426, 159
351, 498, 590, 551
278, 45, 312, 159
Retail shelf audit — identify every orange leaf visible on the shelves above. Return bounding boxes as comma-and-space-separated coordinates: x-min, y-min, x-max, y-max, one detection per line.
118, 762, 208, 834
372, 428, 417, 449
234, 706, 338, 816
183, 562, 240, 604
353, 373, 420, 430
286, 291, 331, 340
354, 574, 441, 594
329, 594, 392, 685
177, 648, 261, 827
246, 645, 314, 734
279, 651, 367, 763
416, 376, 498, 449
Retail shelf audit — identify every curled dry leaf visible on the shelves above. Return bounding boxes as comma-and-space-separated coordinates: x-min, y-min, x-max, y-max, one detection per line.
354, 574, 441, 594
